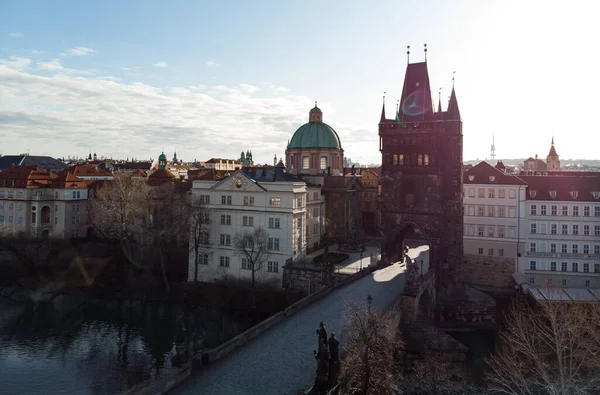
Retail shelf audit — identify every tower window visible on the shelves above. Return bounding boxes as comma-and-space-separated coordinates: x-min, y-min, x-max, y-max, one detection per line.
424, 154, 429, 166
393, 154, 398, 166
320, 156, 327, 170
399, 154, 405, 165
417, 154, 423, 166
302, 156, 309, 169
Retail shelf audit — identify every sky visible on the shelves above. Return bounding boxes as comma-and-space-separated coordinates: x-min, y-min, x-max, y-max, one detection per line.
1, 0, 599, 165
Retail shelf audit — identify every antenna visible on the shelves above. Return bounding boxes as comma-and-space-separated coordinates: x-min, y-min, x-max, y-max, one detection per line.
406, 45, 410, 64
396, 100, 399, 114
383, 91, 386, 104
491, 134, 496, 161
452, 71, 456, 88
424, 43, 427, 62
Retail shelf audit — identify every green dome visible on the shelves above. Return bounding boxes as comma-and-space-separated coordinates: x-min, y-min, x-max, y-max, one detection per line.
158, 152, 167, 161
310, 106, 322, 114
289, 122, 342, 149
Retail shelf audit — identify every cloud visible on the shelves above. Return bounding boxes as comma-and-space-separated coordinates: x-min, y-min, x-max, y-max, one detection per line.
0, 55, 370, 164
152, 61, 168, 68
0, 56, 31, 71
206, 61, 219, 66
60, 46, 96, 57
9, 33, 23, 38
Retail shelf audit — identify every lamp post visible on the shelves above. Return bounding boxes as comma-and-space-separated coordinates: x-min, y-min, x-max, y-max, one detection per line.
360, 252, 363, 271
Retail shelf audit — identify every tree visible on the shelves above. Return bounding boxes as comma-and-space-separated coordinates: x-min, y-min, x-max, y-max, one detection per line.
87, 173, 150, 278
337, 296, 400, 395
487, 293, 600, 395
232, 227, 269, 309
188, 198, 210, 284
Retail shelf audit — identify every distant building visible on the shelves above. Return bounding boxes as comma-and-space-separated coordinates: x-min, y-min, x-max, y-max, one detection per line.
238, 151, 254, 167
205, 158, 242, 171
523, 138, 560, 172
0, 155, 68, 172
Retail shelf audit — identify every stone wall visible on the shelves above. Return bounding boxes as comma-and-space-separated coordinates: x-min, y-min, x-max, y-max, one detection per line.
282, 265, 344, 295
437, 287, 497, 328
462, 254, 515, 289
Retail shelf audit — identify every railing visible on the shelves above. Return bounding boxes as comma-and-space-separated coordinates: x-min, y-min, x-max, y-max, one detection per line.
525, 251, 600, 260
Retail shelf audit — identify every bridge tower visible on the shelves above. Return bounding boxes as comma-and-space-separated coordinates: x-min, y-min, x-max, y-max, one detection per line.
378, 51, 463, 302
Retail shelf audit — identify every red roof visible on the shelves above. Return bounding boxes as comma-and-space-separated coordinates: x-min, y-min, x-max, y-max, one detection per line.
146, 168, 175, 186
464, 161, 527, 186
70, 164, 113, 178
520, 174, 600, 202
0, 165, 87, 189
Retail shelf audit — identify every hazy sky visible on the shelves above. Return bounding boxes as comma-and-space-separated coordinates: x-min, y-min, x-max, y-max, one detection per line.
1, 0, 599, 164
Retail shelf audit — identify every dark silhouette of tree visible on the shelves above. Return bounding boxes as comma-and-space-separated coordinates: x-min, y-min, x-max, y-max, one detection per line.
233, 227, 269, 309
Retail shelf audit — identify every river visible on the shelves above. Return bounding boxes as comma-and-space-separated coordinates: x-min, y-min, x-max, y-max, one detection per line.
0, 287, 243, 395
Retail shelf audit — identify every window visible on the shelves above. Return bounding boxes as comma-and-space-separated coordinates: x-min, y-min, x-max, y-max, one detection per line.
417, 154, 423, 166
498, 226, 505, 238
243, 196, 255, 206
498, 249, 504, 257
550, 262, 557, 271
530, 205, 537, 215
529, 277, 535, 284
488, 189, 495, 198
8, 203, 13, 210
313, 223, 318, 235
488, 206, 495, 217
572, 262, 579, 272
302, 156, 310, 169
561, 244, 567, 253
268, 237, 280, 250
478, 188, 485, 198
509, 207, 516, 218
584, 206, 590, 216
550, 243, 557, 253
530, 224, 537, 234
468, 188, 475, 197
586, 280, 591, 288
478, 247, 483, 255
199, 195, 210, 204
424, 154, 429, 166
540, 205, 546, 215
393, 154, 398, 166
596, 263, 600, 273
584, 245, 590, 254
478, 226, 484, 237
16, 216, 22, 224
562, 279, 567, 286
488, 248, 494, 256
200, 254, 208, 265
595, 207, 600, 217
16, 203, 22, 211
562, 224, 568, 235
573, 206, 579, 216
268, 217, 280, 229
0, 215, 5, 223
8, 215, 13, 223
398, 154, 404, 165
241, 258, 252, 270
200, 231, 209, 244
219, 234, 231, 246
220, 214, 232, 225
219, 256, 230, 267
551, 205, 557, 216
547, 278, 553, 286
296, 196, 303, 208
561, 262, 568, 271
478, 206, 485, 216
267, 261, 279, 273
530, 242, 536, 252
530, 261, 537, 271
572, 224, 579, 235
584, 263, 590, 273
562, 206, 568, 216
595, 245, 600, 255
509, 189, 516, 199
572, 244, 578, 254
487, 226, 494, 237
269, 197, 281, 208
584, 225, 590, 235
595, 226, 600, 236
242, 216, 254, 227
499, 189, 505, 198
498, 207, 505, 217
221, 195, 232, 205
551, 224, 557, 234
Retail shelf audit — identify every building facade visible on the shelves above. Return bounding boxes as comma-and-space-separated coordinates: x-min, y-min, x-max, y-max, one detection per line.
204, 158, 242, 171
188, 167, 316, 289
379, 59, 463, 297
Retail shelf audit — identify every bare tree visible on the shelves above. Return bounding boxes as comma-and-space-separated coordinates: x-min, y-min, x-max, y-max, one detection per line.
87, 173, 150, 277
487, 293, 600, 395
188, 198, 210, 284
337, 296, 400, 395
233, 227, 269, 309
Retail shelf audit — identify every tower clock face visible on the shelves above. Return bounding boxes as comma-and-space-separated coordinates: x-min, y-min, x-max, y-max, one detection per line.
235, 179, 242, 188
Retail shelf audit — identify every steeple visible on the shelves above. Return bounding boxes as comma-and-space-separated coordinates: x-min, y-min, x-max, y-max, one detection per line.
398, 61, 434, 122
446, 87, 461, 120
548, 137, 558, 157
172, 150, 178, 163
380, 93, 386, 122
437, 88, 442, 113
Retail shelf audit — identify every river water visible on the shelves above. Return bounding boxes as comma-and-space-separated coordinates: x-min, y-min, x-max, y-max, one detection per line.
0, 288, 242, 395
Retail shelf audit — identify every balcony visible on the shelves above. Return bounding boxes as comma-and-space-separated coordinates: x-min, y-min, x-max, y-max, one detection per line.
525, 251, 600, 260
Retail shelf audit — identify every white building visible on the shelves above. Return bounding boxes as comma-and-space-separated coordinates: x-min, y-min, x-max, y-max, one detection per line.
463, 161, 527, 262
518, 173, 600, 288
305, 183, 325, 251
204, 158, 242, 171
188, 166, 321, 289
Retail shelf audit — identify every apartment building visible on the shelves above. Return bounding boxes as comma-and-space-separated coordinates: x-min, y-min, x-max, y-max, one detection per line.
518, 174, 600, 288
463, 161, 527, 261
188, 165, 319, 289
0, 166, 90, 239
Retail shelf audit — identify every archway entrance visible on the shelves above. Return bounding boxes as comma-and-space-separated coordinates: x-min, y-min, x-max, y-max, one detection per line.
386, 222, 430, 273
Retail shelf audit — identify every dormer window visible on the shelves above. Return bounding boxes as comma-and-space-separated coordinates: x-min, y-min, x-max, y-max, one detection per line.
489, 176, 496, 182
530, 190, 537, 198
468, 175, 475, 181
571, 191, 579, 199
593, 191, 600, 200
549, 191, 557, 199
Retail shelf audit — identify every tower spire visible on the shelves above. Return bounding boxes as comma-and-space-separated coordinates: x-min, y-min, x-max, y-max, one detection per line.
424, 43, 427, 62
551, 136, 554, 145
438, 88, 442, 113
380, 92, 386, 122
406, 45, 410, 65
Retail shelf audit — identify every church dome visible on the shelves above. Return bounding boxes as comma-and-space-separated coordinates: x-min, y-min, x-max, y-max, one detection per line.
288, 105, 342, 150
158, 152, 167, 162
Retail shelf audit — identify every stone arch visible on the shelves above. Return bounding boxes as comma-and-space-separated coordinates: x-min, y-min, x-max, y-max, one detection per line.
417, 288, 434, 319
386, 221, 432, 265
40, 205, 51, 224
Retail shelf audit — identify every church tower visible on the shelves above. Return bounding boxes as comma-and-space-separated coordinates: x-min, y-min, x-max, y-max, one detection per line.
546, 137, 560, 171
379, 55, 463, 301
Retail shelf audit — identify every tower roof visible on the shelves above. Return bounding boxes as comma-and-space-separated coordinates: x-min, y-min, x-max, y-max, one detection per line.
548, 138, 558, 157
398, 62, 434, 122
446, 87, 460, 120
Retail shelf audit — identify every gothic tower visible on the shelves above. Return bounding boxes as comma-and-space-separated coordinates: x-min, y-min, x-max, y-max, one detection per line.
546, 137, 560, 171
379, 59, 463, 301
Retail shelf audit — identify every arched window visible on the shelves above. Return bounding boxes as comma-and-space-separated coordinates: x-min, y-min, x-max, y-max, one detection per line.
302, 156, 310, 169
320, 156, 327, 170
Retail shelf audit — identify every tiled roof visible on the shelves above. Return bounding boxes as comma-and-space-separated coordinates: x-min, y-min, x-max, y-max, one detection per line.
242, 167, 302, 183
0, 155, 68, 171
464, 161, 527, 185
519, 174, 600, 202
146, 168, 175, 186
0, 166, 87, 189
70, 164, 113, 178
